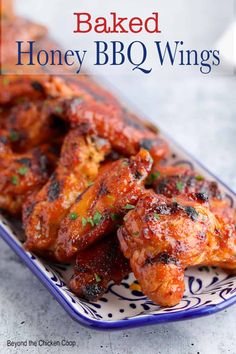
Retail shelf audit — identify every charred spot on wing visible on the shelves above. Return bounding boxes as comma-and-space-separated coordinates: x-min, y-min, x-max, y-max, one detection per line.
139, 138, 154, 151
31, 81, 44, 93
184, 206, 199, 221
98, 181, 109, 196
155, 179, 168, 194
84, 283, 104, 301
195, 192, 209, 202
24, 201, 37, 220
49, 114, 68, 131
47, 174, 61, 202
33, 149, 49, 176
105, 150, 121, 162
145, 252, 179, 266
133, 170, 143, 180
154, 201, 179, 216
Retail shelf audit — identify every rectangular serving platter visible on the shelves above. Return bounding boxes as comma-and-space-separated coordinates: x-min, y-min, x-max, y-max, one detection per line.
1, 97, 236, 330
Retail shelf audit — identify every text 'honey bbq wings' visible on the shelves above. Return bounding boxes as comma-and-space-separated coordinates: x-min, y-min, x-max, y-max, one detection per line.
23, 129, 110, 259
55, 149, 153, 262
118, 191, 236, 307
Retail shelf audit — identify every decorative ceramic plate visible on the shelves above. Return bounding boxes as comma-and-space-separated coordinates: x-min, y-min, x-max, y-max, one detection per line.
1, 132, 236, 330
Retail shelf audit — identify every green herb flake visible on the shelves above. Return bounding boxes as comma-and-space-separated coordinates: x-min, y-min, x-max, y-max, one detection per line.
195, 175, 204, 181
94, 273, 102, 283
154, 213, 160, 220
146, 171, 160, 185
69, 212, 78, 221
124, 204, 135, 210
133, 231, 139, 237
87, 181, 94, 187
11, 175, 19, 185
9, 130, 20, 142
18, 166, 29, 176
82, 217, 87, 227
176, 181, 184, 192
93, 211, 102, 226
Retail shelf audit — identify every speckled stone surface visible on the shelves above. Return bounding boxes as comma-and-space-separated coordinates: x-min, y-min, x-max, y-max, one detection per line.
1, 1, 236, 352
0, 76, 236, 354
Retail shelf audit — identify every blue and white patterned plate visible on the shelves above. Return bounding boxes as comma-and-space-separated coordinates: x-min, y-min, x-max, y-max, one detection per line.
0, 135, 236, 330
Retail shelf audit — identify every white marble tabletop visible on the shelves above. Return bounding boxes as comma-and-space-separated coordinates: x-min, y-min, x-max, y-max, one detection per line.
1, 1, 236, 352
0, 75, 236, 354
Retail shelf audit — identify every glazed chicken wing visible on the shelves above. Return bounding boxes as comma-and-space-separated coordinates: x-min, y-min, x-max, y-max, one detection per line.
23, 129, 110, 259
55, 149, 152, 262
118, 191, 236, 307
151, 165, 222, 201
0, 132, 55, 214
70, 234, 130, 301
64, 98, 169, 164
149, 164, 235, 223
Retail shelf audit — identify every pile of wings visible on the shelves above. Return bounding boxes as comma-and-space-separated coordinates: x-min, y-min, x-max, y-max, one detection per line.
1, 2, 236, 307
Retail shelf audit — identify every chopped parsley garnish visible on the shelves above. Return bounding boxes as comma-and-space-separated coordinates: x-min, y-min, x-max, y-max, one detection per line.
69, 212, 78, 220
133, 231, 139, 237
195, 175, 204, 181
11, 175, 19, 185
87, 181, 94, 187
18, 166, 29, 176
94, 274, 102, 283
185, 206, 199, 221
154, 213, 160, 220
176, 181, 184, 192
93, 211, 102, 225
124, 204, 135, 210
146, 171, 160, 185
82, 217, 87, 227
9, 130, 20, 142
82, 212, 103, 228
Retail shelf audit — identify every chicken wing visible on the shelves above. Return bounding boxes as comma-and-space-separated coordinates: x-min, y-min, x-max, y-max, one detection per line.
23, 129, 110, 259
151, 165, 222, 201
1, 98, 68, 151
118, 191, 236, 307
63, 98, 169, 164
0, 134, 55, 214
55, 149, 153, 262
70, 234, 130, 301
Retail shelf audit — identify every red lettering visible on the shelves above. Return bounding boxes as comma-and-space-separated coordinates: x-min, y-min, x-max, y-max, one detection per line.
129, 17, 143, 33
73, 13, 92, 33
145, 12, 161, 33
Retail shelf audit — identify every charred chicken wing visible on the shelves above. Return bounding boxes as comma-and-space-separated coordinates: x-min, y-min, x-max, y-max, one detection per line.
70, 234, 130, 301
55, 149, 152, 262
0, 136, 54, 214
64, 98, 169, 164
118, 191, 236, 307
23, 129, 110, 258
